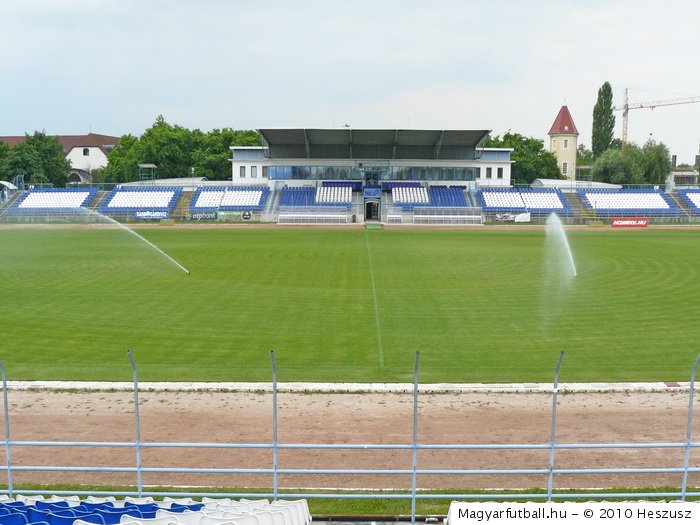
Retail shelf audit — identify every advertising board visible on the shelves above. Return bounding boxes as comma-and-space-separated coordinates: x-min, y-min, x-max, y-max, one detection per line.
135, 211, 168, 220
611, 218, 648, 228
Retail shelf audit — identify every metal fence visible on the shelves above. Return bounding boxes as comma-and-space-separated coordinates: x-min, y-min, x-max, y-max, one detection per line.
2, 351, 700, 519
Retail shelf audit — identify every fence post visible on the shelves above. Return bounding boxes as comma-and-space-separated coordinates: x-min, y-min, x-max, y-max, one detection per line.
681, 353, 700, 500
0, 362, 13, 498
271, 350, 279, 501
127, 349, 143, 497
411, 350, 420, 525
547, 351, 565, 501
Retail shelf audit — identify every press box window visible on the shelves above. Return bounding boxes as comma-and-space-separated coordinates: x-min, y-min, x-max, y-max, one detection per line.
240, 166, 246, 178
251, 166, 257, 178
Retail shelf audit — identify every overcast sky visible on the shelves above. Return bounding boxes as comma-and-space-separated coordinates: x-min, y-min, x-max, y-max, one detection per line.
2, 0, 699, 163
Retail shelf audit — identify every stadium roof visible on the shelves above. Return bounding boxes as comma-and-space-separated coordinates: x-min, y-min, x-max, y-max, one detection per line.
257, 128, 491, 160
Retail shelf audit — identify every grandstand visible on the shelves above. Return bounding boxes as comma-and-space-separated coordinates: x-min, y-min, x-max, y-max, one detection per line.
477, 187, 570, 214
100, 187, 182, 219
578, 189, 677, 215
189, 186, 270, 213
4, 180, 700, 225
278, 187, 316, 208
678, 189, 700, 213
390, 182, 429, 211
314, 184, 352, 207
276, 185, 354, 223
428, 186, 469, 207
3, 128, 700, 225
8, 188, 97, 213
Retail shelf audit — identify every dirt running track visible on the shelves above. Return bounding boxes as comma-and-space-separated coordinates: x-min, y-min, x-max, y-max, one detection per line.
2, 388, 699, 492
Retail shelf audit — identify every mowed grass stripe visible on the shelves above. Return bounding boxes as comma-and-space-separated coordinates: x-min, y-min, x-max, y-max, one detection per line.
0, 227, 699, 383
364, 229, 385, 368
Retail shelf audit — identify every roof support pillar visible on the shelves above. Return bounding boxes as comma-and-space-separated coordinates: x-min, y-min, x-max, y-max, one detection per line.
434, 130, 444, 159
392, 129, 400, 159
303, 129, 310, 159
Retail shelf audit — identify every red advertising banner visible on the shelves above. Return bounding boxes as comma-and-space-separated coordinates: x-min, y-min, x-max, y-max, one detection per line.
612, 218, 648, 228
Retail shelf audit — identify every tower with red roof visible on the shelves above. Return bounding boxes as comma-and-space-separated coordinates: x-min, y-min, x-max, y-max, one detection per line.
548, 105, 578, 181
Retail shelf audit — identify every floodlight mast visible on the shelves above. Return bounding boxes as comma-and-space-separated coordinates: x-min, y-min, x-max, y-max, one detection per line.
614, 88, 700, 145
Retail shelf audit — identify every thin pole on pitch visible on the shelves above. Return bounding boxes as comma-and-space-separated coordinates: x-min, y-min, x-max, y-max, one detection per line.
547, 351, 565, 502
127, 349, 143, 497
271, 350, 279, 501
0, 362, 13, 498
411, 350, 420, 525
681, 353, 700, 500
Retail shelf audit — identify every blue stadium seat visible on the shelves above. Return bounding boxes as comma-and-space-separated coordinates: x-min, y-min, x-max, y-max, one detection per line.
428, 186, 468, 207
278, 187, 316, 207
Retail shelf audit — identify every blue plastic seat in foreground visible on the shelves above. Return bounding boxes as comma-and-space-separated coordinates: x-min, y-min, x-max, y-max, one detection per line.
0, 513, 30, 525
167, 504, 204, 512
75, 503, 114, 513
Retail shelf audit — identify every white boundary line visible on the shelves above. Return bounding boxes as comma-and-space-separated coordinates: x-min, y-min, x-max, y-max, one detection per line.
3, 381, 692, 394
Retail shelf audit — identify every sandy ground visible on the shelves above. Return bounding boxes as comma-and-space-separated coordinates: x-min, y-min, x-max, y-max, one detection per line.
2, 388, 699, 492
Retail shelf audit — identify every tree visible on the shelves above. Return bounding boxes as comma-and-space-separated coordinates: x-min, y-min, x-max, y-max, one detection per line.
5, 142, 44, 184
0, 141, 10, 179
485, 132, 561, 184
592, 81, 616, 157
590, 140, 671, 186
3, 133, 69, 186
102, 117, 261, 182
576, 144, 595, 167
192, 128, 262, 180
590, 148, 631, 185
101, 134, 141, 183
641, 140, 671, 186
137, 116, 196, 179
24, 132, 70, 187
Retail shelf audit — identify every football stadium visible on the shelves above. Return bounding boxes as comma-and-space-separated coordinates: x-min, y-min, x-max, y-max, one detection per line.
1, 129, 700, 520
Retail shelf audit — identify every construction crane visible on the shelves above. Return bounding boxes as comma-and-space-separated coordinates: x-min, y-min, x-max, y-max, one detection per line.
614, 88, 700, 145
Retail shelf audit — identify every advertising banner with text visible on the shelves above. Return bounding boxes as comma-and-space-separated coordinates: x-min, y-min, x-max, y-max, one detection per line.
612, 218, 648, 228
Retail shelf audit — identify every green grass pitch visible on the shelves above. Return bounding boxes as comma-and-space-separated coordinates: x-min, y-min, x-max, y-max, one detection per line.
1, 226, 698, 383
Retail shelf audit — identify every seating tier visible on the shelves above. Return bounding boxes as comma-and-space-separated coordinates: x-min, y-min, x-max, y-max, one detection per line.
428, 186, 468, 207
279, 186, 352, 209
101, 187, 182, 217
578, 189, 676, 215
678, 190, 700, 213
478, 188, 569, 213
190, 186, 270, 212
12, 188, 98, 212
391, 186, 429, 211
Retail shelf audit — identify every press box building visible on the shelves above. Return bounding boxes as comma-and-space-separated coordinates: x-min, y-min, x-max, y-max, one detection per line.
230, 128, 512, 188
